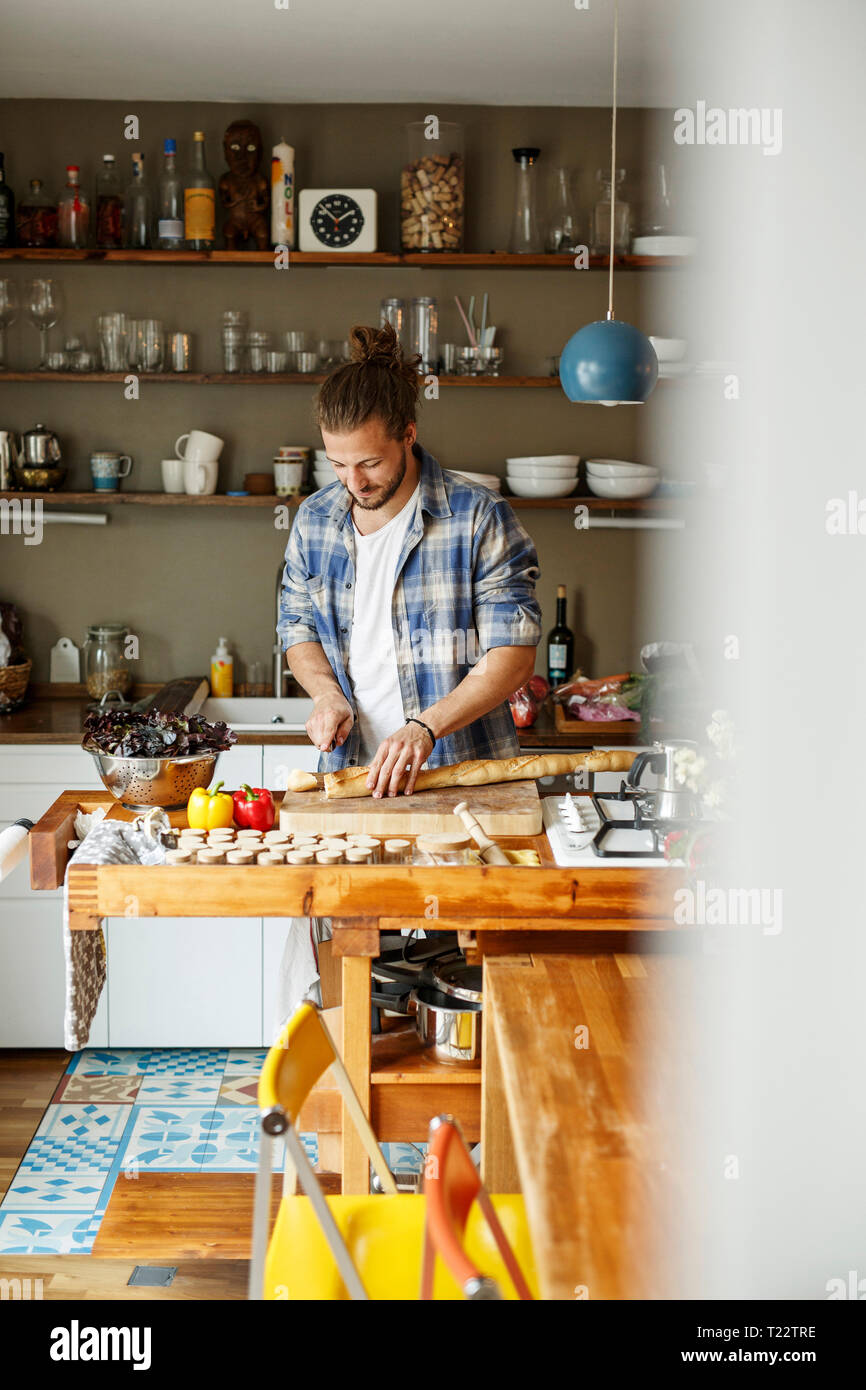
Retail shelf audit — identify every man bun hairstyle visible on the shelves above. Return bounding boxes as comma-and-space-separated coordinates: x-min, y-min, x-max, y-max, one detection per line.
316, 323, 421, 440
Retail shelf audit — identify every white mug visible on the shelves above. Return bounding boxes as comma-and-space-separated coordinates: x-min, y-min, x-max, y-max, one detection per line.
184, 458, 219, 496
161, 458, 185, 494
175, 429, 224, 462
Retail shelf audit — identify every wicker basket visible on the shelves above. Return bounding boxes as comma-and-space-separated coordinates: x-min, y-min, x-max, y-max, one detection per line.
0, 659, 32, 712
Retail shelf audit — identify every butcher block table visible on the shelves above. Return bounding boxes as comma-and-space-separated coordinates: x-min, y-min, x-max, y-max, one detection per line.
29, 783, 689, 1206
483, 953, 692, 1300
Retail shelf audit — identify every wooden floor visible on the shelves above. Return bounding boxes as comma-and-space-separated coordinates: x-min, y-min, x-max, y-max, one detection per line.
0, 1049, 339, 1301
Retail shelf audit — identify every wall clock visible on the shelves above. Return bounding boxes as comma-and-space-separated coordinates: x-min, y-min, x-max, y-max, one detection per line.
298, 188, 377, 252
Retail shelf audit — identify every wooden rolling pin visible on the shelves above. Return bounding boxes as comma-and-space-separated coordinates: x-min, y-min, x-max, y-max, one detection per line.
323, 749, 636, 800
452, 802, 511, 865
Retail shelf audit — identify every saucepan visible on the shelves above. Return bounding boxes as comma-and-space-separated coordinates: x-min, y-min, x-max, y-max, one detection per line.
373, 943, 483, 1066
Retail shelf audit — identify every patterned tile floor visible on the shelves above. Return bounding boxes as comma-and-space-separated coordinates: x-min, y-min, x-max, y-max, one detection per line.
0, 1048, 424, 1255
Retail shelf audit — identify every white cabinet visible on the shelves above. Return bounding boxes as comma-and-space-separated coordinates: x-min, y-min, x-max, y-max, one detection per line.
0, 744, 107, 1048
263, 743, 320, 788
106, 916, 262, 1046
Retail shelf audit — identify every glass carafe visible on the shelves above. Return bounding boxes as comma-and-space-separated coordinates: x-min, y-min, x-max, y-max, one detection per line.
509, 147, 542, 254
546, 165, 580, 253
591, 168, 630, 256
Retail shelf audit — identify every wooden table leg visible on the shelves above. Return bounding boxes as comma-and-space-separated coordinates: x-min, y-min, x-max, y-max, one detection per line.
481, 957, 523, 1192
340, 953, 372, 1194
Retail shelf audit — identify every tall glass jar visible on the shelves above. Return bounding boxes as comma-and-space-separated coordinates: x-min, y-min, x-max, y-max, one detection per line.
83, 623, 131, 700
509, 148, 542, 254
408, 297, 438, 373
401, 121, 464, 252
591, 168, 630, 255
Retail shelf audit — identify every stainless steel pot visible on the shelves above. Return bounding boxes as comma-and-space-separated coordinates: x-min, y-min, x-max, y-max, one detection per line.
627, 739, 700, 821
412, 984, 482, 1067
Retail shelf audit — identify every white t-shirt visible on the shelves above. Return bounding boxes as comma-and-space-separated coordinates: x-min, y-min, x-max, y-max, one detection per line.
347, 486, 419, 763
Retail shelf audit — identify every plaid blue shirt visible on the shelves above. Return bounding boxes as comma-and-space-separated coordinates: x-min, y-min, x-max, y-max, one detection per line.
277, 444, 541, 772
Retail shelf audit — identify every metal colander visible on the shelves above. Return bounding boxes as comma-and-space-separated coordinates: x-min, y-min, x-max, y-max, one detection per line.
83, 746, 221, 810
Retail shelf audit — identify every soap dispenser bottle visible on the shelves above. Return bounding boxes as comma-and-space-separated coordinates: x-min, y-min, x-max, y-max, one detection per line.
210, 637, 234, 697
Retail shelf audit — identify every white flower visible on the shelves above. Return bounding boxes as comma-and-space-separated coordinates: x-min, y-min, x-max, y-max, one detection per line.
707, 710, 736, 760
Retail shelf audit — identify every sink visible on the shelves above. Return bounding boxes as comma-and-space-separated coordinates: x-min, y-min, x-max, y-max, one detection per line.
200, 697, 313, 732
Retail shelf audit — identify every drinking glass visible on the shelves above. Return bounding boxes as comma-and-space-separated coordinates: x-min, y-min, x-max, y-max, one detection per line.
96, 311, 129, 372
137, 319, 164, 372
25, 278, 63, 370
0, 279, 18, 371
284, 330, 308, 370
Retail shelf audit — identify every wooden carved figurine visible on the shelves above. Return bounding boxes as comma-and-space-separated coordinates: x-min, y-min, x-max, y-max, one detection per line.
219, 119, 270, 251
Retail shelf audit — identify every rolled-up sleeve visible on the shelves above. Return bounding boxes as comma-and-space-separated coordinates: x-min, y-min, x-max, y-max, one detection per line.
276, 517, 320, 651
471, 501, 542, 651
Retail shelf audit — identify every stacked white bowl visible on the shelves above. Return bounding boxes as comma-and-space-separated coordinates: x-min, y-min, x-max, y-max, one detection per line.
505, 455, 580, 499
447, 469, 502, 492
585, 458, 660, 499
312, 450, 337, 491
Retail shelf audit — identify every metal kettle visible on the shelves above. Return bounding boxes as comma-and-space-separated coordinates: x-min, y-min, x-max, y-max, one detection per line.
627, 739, 700, 821
18, 423, 62, 466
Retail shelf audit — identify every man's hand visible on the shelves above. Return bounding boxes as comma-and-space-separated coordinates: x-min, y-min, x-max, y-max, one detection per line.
306, 691, 354, 753
366, 721, 434, 798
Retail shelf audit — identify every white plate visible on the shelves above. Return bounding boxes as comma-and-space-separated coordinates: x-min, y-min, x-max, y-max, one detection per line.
586, 474, 659, 499
506, 454, 580, 469
631, 235, 697, 257
507, 476, 577, 499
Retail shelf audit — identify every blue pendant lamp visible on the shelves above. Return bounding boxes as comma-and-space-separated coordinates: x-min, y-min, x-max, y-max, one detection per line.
559, 0, 658, 406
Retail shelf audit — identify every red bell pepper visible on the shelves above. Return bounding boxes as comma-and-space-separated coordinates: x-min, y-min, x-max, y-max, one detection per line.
232, 784, 276, 831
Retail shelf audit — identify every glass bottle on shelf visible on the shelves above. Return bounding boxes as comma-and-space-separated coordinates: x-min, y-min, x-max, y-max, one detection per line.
95, 154, 123, 249
16, 179, 57, 248
509, 147, 543, 254
590, 168, 630, 256
57, 165, 90, 249
640, 161, 674, 236
0, 153, 15, 248
184, 131, 215, 251
157, 138, 185, 250
546, 166, 580, 253
123, 152, 151, 249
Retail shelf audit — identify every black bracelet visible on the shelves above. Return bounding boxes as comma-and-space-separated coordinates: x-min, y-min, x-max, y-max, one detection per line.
405, 717, 436, 748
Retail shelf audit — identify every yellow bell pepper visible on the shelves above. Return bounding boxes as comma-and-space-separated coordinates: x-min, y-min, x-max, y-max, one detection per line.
186, 780, 235, 830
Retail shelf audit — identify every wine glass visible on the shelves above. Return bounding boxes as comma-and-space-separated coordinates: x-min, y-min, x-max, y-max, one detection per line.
25, 279, 63, 370
0, 280, 18, 371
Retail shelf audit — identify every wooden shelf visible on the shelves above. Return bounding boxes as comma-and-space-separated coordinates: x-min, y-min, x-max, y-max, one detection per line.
0, 370, 562, 388
371, 1024, 480, 1084
0, 489, 687, 513
0, 247, 688, 270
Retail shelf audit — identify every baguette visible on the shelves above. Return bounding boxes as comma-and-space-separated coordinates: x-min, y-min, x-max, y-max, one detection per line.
323, 749, 636, 799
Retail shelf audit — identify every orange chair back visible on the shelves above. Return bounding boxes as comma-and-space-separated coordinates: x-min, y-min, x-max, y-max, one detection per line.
422, 1116, 533, 1300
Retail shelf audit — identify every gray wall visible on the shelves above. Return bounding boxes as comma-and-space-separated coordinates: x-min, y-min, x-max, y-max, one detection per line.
0, 100, 685, 684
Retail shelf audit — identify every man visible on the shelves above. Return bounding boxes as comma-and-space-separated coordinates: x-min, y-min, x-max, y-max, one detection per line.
277, 324, 542, 798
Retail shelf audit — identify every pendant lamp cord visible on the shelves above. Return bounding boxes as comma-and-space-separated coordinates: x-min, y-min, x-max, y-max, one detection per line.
607, 0, 619, 321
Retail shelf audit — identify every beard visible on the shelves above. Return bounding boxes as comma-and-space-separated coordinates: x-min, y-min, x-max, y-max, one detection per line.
349, 453, 407, 510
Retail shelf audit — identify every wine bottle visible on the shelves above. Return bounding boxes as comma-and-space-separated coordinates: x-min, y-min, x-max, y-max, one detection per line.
0, 154, 15, 248
123, 153, 151, 249
184, 131, 215, 251
157, 138, 185, 249
547, 584, 574, 685
57, 164, 90, 249
95, 154, 123, 249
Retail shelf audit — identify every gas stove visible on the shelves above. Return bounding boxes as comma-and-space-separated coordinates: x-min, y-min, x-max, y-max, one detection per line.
542, 780, 700, 866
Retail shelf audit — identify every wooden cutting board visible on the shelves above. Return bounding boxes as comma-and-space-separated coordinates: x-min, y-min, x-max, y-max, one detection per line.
279, 778, 542, 835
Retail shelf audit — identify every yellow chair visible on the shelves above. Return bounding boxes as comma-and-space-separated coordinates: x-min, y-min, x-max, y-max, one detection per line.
248, 1003, 539, 1300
